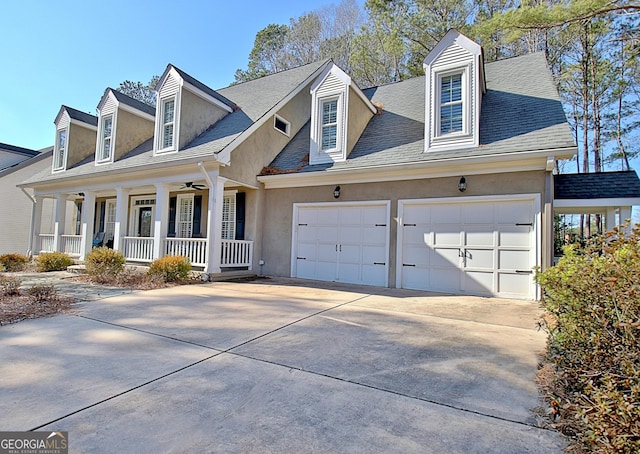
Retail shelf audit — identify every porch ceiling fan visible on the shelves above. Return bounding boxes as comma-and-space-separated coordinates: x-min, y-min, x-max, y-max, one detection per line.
180, 181, 206, 190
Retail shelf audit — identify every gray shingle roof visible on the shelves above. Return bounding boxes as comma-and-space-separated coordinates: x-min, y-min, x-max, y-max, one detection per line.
554, 171, 640, 199
269, 52, 575, 173
62, 105, 98, 126
110, 89, 156, 117
170, 65, 237, 111
0, 143, 39, 157
21, 60, 330, 184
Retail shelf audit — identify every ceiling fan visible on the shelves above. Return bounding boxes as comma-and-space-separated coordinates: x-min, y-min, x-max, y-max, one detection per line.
180, 181, 206, 190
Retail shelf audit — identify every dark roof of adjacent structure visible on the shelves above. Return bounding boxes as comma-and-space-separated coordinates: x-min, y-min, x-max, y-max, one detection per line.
0, 147, 52, 177
62, 105, 98, 126
110, 89, 156, 117
0, 143, 39, 157
554, 171, 640, 199
269, 52, 575, 173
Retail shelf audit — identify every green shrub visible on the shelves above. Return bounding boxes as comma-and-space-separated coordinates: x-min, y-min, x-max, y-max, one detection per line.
148, 255, 191, 282
85, 247, 125, 283
0, 253, 29, 272
0, 275, 21, 296
536, 225, 640, 452
36, 252, 74, 272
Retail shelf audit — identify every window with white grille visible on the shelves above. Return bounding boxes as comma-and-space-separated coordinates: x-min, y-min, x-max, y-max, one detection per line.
221, 194, 236, 240
53, 129, 67, 171
99, 115, 114, 162
176, 194, 194, 238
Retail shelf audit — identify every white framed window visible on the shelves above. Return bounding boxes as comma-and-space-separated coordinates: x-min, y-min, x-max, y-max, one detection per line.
129, 197, 156, 237
161, 98, 175, 150
274, 114, 290, 136
439, 73, 463, 135
176, 194, 194, 238
321, 98, 339, 151
53, 129, 67, 171
98, 115, 114, 162
104, 199, 117, 242
221, 193, 237, 240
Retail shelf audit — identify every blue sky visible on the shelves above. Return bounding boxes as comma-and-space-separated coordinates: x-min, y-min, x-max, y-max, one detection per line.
1, 0, 354, 151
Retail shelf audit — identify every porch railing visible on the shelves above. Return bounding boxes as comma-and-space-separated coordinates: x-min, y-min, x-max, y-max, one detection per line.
38, 234, 55, 253
221, 239, 253, 269
122, 237, 154, 262
164, 238, 208, 267
60, 235, 82, 257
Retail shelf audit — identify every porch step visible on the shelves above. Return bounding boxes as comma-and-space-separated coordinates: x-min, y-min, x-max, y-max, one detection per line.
207, 270, 258, 282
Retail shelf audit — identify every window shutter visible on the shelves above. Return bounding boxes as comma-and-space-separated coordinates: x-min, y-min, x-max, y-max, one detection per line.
168, 197, 176, 237
235, 192, 245, 240
193, 196, 202, 237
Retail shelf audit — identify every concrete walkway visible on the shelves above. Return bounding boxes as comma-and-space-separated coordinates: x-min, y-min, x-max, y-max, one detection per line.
0, 278, 566, 453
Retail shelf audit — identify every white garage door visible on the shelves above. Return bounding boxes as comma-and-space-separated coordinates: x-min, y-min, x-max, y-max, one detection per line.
398, 197, 538, 299
293, 203, 389, 286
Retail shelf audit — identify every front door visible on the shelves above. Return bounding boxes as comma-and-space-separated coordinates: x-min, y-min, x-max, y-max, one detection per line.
138, 207, 153, 237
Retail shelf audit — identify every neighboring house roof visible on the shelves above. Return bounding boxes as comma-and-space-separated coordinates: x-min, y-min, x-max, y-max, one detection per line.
110, 89, 156, 117
0, 143, 39, 157
554, 171, 640, 199
59, 105, 98, 127
22, 59, 330, 185
0, 147, 53, 177
268, 52, 575, 174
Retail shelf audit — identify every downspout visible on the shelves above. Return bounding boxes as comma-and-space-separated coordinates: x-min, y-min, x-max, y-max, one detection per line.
197, 161, 214, 188
20, 187, 36, 257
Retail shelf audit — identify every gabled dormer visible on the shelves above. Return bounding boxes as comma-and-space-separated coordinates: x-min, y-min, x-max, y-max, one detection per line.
424, 30, 486, 152
52, 106, 98, 172
153, 64, 237, 155
95, 88, 155, 165
309, 64, 376, 165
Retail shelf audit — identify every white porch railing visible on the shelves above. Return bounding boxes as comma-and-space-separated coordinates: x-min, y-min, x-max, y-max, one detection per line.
122, 237, 154, 262
38, 234, 55, 253
60, 235, 82, 257
221, 239, 253, 269
164, 238, 208, 267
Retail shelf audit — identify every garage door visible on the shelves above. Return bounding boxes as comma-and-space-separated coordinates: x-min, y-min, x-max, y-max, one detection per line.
398, 197, 538, 299
293, 203, 389, 286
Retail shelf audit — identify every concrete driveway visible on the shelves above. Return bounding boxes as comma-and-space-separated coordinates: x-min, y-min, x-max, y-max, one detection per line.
0, 278, 566, 453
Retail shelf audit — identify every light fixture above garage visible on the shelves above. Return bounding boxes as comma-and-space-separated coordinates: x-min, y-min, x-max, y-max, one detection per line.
333, 186, 341, 199
458, 176, 467, 192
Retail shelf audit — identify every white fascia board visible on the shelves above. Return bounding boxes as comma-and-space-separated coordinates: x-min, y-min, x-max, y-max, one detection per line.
554, 198, 640, 210
69, 118, 98, 131
311, 64, 376, 115
258, 147, 576, 189
182, 82, 234, 114
118, 102, 156, 122
215, 61, 333, 166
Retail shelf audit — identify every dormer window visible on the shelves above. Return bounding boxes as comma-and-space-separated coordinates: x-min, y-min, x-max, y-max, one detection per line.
160, 98, 176, 151
53, 129, 67, 171
439, 73, 463, 135
98, 115, 113, 162
321, 99, 339, 150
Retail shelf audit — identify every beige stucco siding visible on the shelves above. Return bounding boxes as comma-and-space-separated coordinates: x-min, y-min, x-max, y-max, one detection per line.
221, 85, 313, 186
179, 89, 228, 150
67, 123, 97, 169
346, 87, 374, 155
114, 109, 154, 161
259, 170, 548, 284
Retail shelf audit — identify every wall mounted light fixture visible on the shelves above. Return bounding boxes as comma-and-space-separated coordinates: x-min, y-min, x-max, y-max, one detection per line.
333, 185, 341, 198
458, 176, 467, 192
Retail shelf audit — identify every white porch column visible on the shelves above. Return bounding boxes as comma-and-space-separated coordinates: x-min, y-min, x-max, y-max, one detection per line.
605, 208, 617, 231
205, 175, 224, 274
619, 207, 632, 232
113, 187, 130, 251
79, 191, 96, 260
52, 194, 67, 252
153, 183, 170, 260
31, 196, 44, 255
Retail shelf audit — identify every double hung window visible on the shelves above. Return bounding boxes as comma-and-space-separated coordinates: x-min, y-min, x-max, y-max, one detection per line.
99, 115, 113, 161
53, 129, 67, 170
162, 98, 175, 149
439, 74, 463, 135
321, 99, 338, 151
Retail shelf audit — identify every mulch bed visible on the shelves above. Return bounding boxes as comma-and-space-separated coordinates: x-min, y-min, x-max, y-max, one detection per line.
0, 293, 76, 326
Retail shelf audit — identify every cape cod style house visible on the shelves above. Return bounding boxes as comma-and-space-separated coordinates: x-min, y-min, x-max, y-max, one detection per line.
20, 30, 640, 299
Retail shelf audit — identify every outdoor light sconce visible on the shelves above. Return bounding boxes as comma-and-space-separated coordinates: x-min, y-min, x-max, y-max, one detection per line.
333, 186, 341, 199
458, 176, 467, 192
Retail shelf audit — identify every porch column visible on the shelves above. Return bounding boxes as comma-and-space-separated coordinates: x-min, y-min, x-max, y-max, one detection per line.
605, 208, 617, 232
113, 187, 130, 252
31, 196, 44, 255
153, 183, 169, 260
205, 175, 224, 274
52, 194, 67, 252
619, 207, 632, 232
79, 191, 96, 260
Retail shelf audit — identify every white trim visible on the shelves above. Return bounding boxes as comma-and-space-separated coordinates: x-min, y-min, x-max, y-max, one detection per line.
96, 113, 116, 164
396, 193, 541, 299
156, 96, 178, 154
290, 200, 391, 287
554, 198, 640, 212
69, 118, 98, 131
129, 195, 156, 237
52, 128, 68, 172
273, 114, 290, 136
118, 102, 155, 122
176, 193, 195, 238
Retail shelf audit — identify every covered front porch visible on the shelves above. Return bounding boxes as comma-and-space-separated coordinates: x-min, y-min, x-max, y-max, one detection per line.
31, 165, 255, 275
